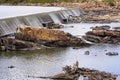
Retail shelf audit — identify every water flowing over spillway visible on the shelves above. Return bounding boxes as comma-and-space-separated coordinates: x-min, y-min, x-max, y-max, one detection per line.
0, 6, 85, 37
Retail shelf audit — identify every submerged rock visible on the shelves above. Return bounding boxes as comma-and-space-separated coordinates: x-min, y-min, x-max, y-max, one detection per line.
48, 23, 64, 29
84, 51, 90, 55
8, 65, 15, 69
106, 52, 119, 56
16, 25, 89, 47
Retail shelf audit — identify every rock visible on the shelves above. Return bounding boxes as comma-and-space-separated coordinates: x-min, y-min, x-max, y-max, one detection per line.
16, 25, 89, 47
49, 73, 74, 80
8, 65, 15, 69
0, 46, 6, 51
51, 61, 80, 80
113, 27, 120, 31
113, 27, 120, 30
72, 47, 79, 49
49, 61, 117, 80
106, 52, 119, 56
83, 25, 120, 44
28, 61, 117, 80
104, 50, 107, 51
0, 37, 41, 51
92, 29, 120, 37
83, 35, 101, 43
95, 55, 97, 56
93, 25, 111, 30
48, 23, 64, 29
84, 51, 90, 55
16, 25, 71, 41
91, 26, 120, 37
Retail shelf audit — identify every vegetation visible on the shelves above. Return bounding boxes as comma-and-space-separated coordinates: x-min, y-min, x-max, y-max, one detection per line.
102, 0, 115, 6
0, 0, 117, 5
0, 0, 74, 4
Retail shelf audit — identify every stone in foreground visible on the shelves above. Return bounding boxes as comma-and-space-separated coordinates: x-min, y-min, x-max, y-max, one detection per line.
29, 61, 117, 80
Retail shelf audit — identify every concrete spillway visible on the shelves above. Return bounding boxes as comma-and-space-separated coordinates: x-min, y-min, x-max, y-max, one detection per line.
0, 6, 85, 37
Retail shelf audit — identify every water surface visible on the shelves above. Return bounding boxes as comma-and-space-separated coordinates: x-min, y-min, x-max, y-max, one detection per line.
0, 23, 120, 80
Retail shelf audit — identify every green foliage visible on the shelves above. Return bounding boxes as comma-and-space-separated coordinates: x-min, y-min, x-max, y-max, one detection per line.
0, 0, 27, 4
102, 0, 114, 2
0, 0, 117, 5
109, 2, 115, 6
28, 0, 53, 3
0, 0, 74, 4
102, 0, 115, 6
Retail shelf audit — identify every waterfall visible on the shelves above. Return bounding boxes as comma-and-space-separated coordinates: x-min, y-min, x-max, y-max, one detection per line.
0, 8, 85, 37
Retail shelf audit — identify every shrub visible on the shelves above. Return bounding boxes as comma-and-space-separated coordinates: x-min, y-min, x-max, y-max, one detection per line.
102, 0, 115, 6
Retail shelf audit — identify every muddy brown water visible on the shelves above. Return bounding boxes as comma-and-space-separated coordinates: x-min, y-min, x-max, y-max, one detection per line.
0, 23, 120, 80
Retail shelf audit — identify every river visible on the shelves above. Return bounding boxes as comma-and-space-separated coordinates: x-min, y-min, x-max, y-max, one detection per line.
0, 6, 120, 80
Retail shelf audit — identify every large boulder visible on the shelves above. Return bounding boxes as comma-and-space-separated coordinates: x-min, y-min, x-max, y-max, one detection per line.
16, 25, 71, 41
16, 25, 88, 47
92, 29, 120, 37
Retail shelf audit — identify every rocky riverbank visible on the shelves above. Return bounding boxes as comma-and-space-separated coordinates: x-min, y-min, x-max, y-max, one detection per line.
58, 2, 120, 23
83, 25, 120, 44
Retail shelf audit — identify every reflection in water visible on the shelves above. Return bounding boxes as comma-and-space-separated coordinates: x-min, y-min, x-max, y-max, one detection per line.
0, 45, 120, 80
0, 48, 67, 59
0, 48, 69, 80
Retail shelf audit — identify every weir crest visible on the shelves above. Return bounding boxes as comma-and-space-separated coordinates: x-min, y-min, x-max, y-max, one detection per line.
0, 8, 85, 37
